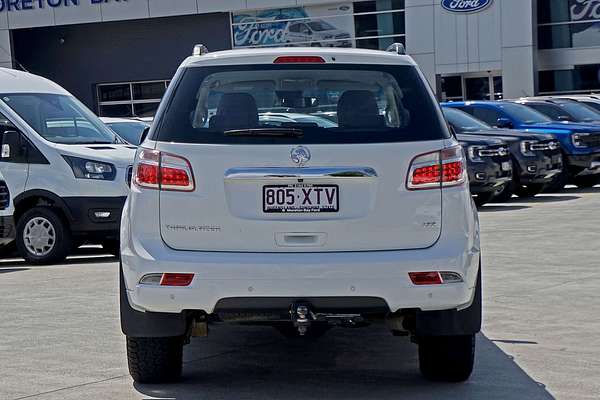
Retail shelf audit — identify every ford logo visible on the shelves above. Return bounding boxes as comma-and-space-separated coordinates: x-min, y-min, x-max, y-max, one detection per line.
441, 0, 493, 13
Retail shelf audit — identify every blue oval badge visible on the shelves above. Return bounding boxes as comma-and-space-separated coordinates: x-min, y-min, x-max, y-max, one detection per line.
441, 0, 493, 13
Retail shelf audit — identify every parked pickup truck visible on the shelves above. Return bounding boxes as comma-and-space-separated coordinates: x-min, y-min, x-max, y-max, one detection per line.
443, 101, 600, 189
443, 106, 563, 199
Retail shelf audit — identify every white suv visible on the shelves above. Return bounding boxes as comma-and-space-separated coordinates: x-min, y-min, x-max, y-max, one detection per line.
120, 46, 482, 384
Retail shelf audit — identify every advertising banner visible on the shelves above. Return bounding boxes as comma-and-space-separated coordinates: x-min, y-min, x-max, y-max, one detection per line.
232, 3, 355, 48
569, 0, 600, 48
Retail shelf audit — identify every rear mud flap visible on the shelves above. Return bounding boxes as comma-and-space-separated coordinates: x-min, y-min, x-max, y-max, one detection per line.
119, 264, 189, 338
415, 266, 482, 336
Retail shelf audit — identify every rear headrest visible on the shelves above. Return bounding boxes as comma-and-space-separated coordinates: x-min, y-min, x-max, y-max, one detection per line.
210, 93, 259, 131
337, 90, 385, 129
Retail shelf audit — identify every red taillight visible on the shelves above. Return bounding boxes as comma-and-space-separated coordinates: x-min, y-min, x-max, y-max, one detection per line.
409, 272, 443, 285
407, 146, 466, 190
274, 56, 326, 64
134, 149, 195, 192
160, 273, 195, 287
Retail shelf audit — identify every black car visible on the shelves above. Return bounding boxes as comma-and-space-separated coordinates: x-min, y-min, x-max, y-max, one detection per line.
456, 134, 512, 206
444, 107, 563, 199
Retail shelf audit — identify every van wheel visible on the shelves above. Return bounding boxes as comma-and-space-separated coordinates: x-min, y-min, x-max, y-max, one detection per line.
16, 207, 71, 265
514, 183, 544, 198
126, 336, 184, 383
418, 334, 476, 382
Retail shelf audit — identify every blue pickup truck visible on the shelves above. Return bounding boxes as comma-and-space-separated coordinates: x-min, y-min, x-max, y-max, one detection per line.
442, 101, 600, 189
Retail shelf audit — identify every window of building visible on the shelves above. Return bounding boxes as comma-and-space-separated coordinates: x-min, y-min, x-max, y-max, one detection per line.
437, 74, 503, 101
231, 1, 405, 50
539, 64, 600, 95
96, 80, 169, 117
538, 0, 600, 49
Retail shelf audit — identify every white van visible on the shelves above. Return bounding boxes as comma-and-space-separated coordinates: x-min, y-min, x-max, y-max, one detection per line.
0, 68, 136, 264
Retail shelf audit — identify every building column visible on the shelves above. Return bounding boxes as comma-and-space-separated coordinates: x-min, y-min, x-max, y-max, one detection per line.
500, 0, 537, 98
0, 30, 11, 69
404, 0, 436, 89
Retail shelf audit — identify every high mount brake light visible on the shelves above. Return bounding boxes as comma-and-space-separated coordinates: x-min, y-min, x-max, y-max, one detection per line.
133, 149, 195, 192
273, 56, 326, 64
406, 146, 466, 190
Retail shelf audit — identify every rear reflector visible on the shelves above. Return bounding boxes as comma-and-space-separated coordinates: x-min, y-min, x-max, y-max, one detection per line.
274, 56, 326, 64
160, 273, 195, 287
409, 271, 464, 285
409, 272, 443, 285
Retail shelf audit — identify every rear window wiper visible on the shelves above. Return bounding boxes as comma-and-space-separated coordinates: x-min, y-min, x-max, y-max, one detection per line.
224, 128, 304, 138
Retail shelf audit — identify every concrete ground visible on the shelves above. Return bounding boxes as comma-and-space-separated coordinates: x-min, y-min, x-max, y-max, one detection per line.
1, 187, 599, 400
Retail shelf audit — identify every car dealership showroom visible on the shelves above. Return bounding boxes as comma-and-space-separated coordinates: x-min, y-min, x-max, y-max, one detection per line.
1, 1, 600, 399
0, 0, 597, 116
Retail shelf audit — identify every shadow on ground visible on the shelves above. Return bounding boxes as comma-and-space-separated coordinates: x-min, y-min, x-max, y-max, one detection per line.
135, 325, 554, 400
0, 245, 116, 266
508, 195, 580, 204
477, 205, 530, 212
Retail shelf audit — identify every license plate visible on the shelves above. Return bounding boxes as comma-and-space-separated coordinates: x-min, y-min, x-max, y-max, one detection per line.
502, 162, 512, 171
263, 184, 339, 213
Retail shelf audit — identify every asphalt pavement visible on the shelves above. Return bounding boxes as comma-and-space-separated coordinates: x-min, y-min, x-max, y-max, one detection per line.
1, 187, 599, 399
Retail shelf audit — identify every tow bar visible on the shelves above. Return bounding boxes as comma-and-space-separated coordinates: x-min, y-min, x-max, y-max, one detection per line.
290, 302, 368, 335
290, 302, 313, 336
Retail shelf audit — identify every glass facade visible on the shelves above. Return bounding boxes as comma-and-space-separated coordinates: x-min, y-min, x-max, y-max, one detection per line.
538, 0, 600, 49
539, 64, 600, 94
97, 80, 170, 117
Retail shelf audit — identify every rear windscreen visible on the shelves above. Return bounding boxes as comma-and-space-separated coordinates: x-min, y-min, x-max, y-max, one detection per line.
154, 64, 449, 144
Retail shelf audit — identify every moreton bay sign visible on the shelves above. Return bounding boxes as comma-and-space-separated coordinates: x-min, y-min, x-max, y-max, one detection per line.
441, 0, 493, 13
0, 0, 126, 13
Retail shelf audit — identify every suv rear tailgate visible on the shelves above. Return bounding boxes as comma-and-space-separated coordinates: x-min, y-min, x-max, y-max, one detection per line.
158, 141, 443, 252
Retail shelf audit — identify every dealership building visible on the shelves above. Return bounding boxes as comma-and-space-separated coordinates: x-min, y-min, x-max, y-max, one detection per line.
0, 0, 598, 117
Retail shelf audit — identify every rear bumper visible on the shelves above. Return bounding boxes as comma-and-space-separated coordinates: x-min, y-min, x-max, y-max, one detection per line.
0, 215, 15, 246
121, 235, 480, 316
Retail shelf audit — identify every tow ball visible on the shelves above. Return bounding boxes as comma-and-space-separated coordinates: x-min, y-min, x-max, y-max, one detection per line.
290, 302, 314, 336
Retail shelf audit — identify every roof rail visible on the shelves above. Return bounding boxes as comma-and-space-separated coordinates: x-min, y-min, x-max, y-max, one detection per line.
193, 44, 209, 56
386, 43, 406, 55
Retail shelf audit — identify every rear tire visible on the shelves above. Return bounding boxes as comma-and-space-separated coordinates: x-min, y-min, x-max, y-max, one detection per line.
514, 183, 545, 198
418, 334, 476, 382
126, 336, 184, 383
16, 207, 71, 265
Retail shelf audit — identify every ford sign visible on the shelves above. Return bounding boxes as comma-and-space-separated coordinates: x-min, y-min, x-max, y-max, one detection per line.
441, 0, 493, 13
